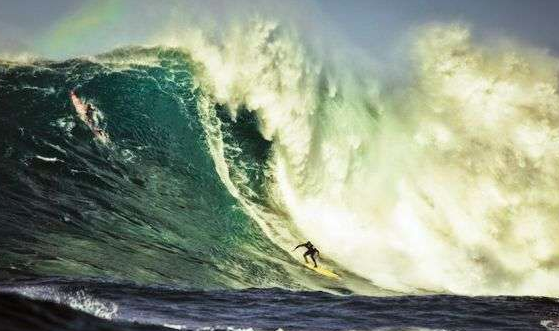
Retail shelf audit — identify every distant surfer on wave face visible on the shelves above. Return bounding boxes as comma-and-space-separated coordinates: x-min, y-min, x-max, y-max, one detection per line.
293, 241, 320, 268
70, 89, 109, 143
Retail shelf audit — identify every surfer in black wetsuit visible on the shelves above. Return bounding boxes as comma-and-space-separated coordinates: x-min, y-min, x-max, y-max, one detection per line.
70, 89, 109, 142
293, 241, 320, 268
84, 103, 109, 141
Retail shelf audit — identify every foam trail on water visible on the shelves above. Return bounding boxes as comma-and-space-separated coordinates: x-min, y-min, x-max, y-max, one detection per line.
2, 286, 118, 319
169, 18, 559, 296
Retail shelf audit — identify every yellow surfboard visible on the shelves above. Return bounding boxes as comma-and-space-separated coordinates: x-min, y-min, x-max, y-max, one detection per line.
304, 262, 341, 280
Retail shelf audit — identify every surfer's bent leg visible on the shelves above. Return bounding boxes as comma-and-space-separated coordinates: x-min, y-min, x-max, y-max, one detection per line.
310, 254, 317, 268
303, 250, 310, 263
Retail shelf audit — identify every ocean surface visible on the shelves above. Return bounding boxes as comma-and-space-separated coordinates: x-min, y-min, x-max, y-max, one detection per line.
2, 21, 559, 331
1, 277, 559, 331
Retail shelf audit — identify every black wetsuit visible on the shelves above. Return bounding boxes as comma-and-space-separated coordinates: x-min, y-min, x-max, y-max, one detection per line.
294, 241, 320, 267
85, 105, 94, 126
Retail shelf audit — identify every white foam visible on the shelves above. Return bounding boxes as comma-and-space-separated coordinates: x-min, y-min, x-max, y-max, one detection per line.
3, 286, 118, 320
163, 327, 258, 331
178, 18, 559, 296
35, 155, 61, 163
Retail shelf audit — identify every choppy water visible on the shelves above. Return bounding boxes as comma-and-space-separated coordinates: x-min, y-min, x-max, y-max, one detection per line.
2, 278, 559, 331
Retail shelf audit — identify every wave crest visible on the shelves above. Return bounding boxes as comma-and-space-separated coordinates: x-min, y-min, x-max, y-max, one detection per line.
180, 19, 559, 296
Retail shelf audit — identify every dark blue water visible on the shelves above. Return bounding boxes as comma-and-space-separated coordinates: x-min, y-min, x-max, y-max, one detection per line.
1, 278, 558, 331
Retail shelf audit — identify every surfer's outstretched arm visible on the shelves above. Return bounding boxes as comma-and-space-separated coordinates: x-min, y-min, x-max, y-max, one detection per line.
292, 243, 305, 251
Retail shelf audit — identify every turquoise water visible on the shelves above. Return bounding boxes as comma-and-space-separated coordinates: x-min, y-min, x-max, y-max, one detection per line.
0, 47, 305, 290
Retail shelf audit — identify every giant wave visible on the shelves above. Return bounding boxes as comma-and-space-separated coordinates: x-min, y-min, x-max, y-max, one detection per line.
2, 18, 559, 297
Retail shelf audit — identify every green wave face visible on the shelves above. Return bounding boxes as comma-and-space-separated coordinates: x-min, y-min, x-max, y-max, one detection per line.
0, 47, 305, 290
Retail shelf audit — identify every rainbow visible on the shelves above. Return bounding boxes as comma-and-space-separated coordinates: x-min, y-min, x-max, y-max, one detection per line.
36, 0, 124, 57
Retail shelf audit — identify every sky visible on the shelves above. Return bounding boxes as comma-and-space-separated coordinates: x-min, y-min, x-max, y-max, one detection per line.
1, 0, 558, 58
319, 0, 559, 53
